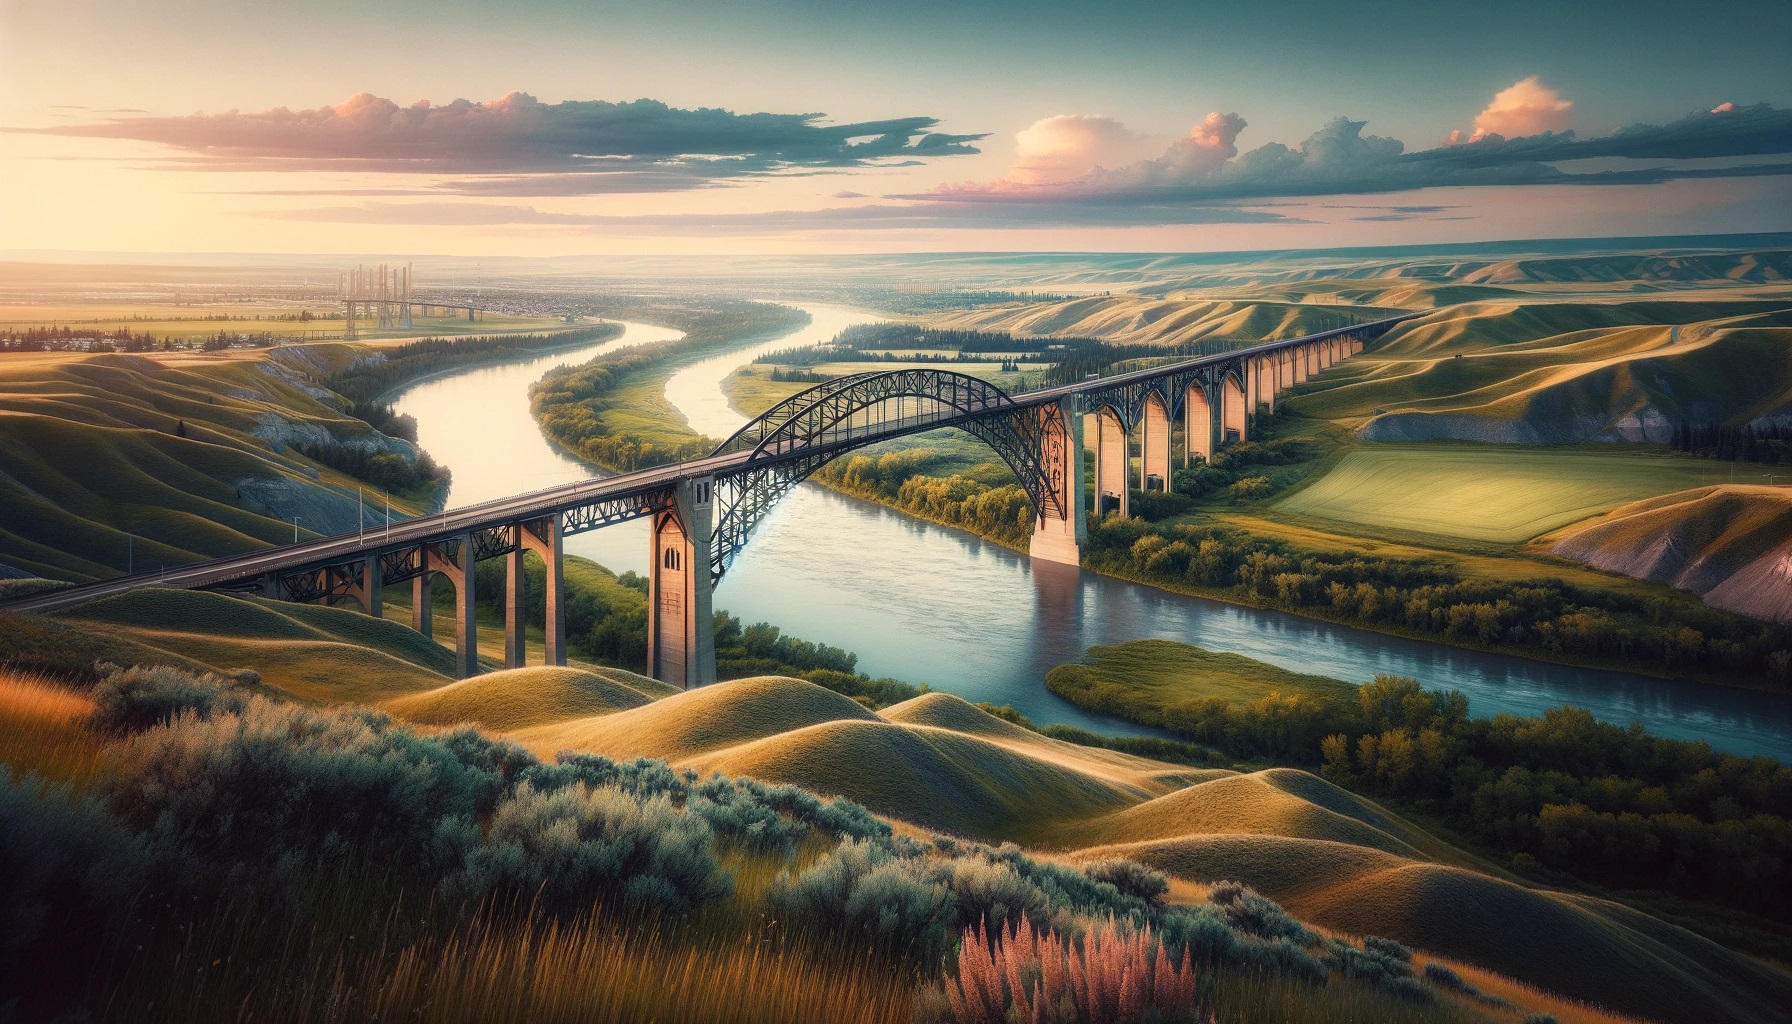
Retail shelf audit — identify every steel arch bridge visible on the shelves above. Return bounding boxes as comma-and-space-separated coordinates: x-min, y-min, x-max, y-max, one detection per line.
1, 312, 1420, 688
705, 368, 1072, 582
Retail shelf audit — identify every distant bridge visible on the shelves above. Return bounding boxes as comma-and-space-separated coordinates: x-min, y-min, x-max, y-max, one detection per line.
2, 314, 1419, 687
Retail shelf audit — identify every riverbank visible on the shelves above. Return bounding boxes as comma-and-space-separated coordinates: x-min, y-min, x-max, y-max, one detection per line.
718, 353, 1792, 694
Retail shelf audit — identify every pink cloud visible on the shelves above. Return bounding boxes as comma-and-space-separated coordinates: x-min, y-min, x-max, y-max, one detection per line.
1712, 101, 1738, 114
1455, 76, 1574, 143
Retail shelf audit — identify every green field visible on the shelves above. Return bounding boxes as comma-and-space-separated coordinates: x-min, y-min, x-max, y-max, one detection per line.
1047, 639, 1356, 707
1, 299, 566, 345
1270, 445, 1726, 544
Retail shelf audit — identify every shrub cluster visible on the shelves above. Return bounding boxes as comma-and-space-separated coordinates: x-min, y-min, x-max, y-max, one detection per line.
4, 664, 1489, 1016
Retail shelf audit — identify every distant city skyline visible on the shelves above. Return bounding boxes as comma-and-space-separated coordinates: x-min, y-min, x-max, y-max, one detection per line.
3, 0, 1789, 254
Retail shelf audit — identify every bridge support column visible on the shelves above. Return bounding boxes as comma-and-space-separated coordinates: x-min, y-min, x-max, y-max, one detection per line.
648, 477, 716, 689
1092, 408, 1128, 517
344, 556, 382, 617
412, 571, 432, 638
1141, 396, 1171, 491
423, 536, 477, 678
504, 537, 527, 669
520, 514, 567, 667
1185, 385, 1213, 466
1222, 375, 1248, 445
1029, 395, 1085, 566
259, 572, 281, 600
1294, 346, 1310, 383
1261, 354, 1278, 416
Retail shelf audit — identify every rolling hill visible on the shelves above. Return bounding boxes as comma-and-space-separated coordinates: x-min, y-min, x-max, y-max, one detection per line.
1288, 301, 1792, 443
0, 348, 424, 581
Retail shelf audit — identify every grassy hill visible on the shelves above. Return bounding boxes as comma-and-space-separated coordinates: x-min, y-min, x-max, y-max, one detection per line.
0, 348, 427, 580
923, 295, 1404, 347
1289, 301, 1792, 443
1547, 484, 1792, 622
378, 664, 671, 730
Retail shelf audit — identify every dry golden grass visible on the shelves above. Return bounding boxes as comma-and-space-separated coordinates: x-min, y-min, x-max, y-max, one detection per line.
1052, 770, 1430, 858
380, 665, 660, 730
1292, 861, 1792, 1024
0, 668, 104, 785
509, 675, 879, 761
685, 717, 1148, 841
347, 914, 914, 1024
880, 691, 1229, 792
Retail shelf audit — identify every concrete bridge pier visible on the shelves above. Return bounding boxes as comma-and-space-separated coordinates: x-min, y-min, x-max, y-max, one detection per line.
422, 535, 478, 678
504, 538, 528, 669
1028, 395, 1085, 565
505, 515, 567, 668
1092, 407, 1129, 517
1222, 375, 1249, 444
1253, 354, 1276, 418
1141, 394, 1172, 490
1185, 385, 1214, 466
412, 572, 433, 639
648, 477, 716, 689
342, 557, 382, 617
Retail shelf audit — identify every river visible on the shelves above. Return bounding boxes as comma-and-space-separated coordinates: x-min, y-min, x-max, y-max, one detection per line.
392, 306, 1792, 759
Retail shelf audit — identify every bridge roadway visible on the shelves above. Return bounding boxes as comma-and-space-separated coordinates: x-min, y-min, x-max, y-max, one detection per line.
0, 312, 1420, 681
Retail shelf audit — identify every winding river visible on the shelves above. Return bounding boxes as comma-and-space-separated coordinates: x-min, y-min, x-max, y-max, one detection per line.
393, 306, 1792, 759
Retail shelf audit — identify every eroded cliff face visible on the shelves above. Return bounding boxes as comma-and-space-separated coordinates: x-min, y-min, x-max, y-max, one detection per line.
1551, 485, 1792, 623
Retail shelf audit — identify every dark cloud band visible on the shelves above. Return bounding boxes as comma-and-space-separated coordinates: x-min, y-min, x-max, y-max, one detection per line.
13, 91, 986, 195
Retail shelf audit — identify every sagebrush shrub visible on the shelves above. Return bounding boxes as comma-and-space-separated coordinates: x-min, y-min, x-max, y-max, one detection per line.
104, 699, 500, 871
0, 775, 155, 968
90, 664, 248, 733
1082, 858, 1169, 905
458, 782, 729, 914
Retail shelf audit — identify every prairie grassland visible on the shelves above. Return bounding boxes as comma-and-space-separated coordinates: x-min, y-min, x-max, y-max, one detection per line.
0, 669, 104, 785
0, 298, 563, 344
0, 347, 430, 579
381, 665, 663, 730
69, 851, 917, 1024
1269, 444, 1721, 544
921, 296, 1403, 348
1289, 302, 1792, 441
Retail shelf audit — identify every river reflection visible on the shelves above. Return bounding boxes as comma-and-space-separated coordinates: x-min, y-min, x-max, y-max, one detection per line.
391, 309, 1792, 759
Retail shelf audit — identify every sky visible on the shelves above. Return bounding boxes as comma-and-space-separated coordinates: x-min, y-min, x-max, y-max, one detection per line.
2, 0, 1790, 256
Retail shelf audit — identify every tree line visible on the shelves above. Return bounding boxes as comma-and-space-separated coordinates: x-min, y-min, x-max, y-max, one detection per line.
1046, 668, 1792, 922
1673, 419, 1792, 467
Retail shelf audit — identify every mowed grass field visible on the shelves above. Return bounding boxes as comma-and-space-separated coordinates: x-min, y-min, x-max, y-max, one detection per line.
1270, 444, 1724, 544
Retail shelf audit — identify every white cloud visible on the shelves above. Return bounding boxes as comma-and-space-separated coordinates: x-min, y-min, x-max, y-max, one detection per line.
1008, 114, 1160, 184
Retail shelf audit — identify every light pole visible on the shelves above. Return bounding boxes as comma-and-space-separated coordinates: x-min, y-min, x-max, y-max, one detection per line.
359, 487, 365, 542
292, 517, 300, 544
126, 534, 133, 575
